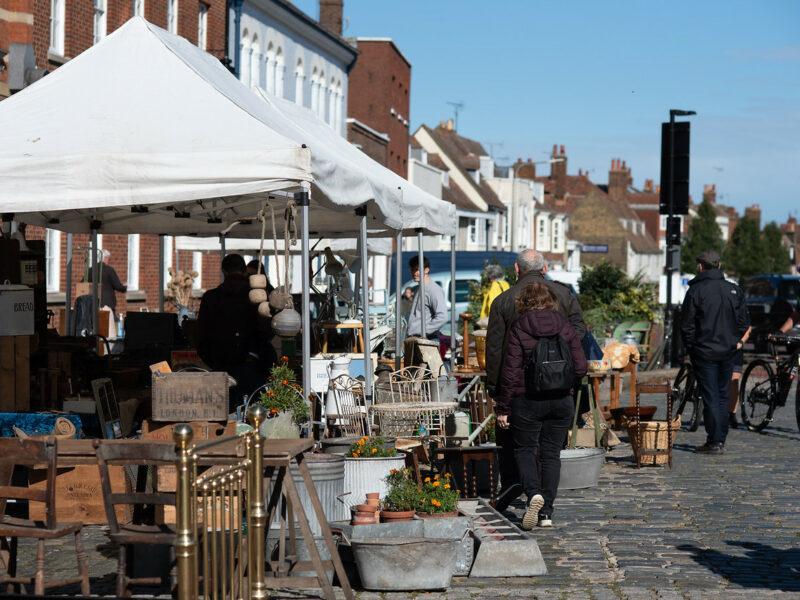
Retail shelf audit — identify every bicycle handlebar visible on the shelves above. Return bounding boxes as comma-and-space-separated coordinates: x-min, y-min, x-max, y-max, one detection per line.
767, 333, 800, 346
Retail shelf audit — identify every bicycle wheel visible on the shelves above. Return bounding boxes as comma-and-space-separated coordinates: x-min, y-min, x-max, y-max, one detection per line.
740, 359, 776, 432
674, 364, 701, 431
795, 375, 800, 433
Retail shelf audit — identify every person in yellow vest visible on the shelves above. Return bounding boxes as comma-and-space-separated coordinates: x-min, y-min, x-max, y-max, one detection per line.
480, 264, 510, 320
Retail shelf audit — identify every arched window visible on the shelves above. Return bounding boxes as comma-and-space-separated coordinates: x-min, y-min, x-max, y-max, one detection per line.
275, 47, 285, 98
265, 42, 275, 94
335, 80, 343, 132
240, 31, 251, 87
328, 77, 336, 126
318, 71, 326, 120
310, 67, 319, 115
250, 36, 261, 89
294, 58, 305, 106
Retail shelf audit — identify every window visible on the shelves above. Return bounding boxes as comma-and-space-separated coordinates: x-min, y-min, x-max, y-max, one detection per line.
163, 236, 173, 282
49, 0, 65, 56
468, 219, 478, 244
167, 0, 178, 34
132, 0, 145, 17
127, 234, 140, 290
239, 33, 251, 87
552, 220, 561, 251
197, 3, 208, 50
45, 229, 61, 293
310, 68, 319, 115
275, 48, 284, 98
250, 38, 261, 89
265, 43, 275, 93
449, 279, 478, 304
294, 59, 304, 105
328, 77, 336, 126
318, 72, 326, 120
335, 82, 343, 131
93, 0, 107, 44
192, 252, 203, 290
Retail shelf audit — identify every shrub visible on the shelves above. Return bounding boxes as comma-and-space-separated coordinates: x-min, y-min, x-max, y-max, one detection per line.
382, 468, 421, 512
258, 356, 309, 426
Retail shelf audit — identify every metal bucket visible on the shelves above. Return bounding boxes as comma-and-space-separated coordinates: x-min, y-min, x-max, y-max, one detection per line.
558, 447, 605, 490
268, 453, 348, 534
351, 537, 460, 591
342, 455, 406, 510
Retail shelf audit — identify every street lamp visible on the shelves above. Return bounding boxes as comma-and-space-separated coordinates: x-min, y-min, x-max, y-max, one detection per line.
664, 108, 696, 367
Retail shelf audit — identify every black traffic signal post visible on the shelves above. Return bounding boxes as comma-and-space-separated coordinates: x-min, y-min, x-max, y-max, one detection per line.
660, 109, 695, 367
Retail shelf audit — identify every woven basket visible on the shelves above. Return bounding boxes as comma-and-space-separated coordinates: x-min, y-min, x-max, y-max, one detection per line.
627, 417, 680, 466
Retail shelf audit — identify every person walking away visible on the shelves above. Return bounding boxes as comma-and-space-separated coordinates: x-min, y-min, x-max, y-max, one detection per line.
486, 249, 586, 510
728, 325, 752, 429
198, 254, 276, 410
680, 251, 749, 454
495, 283, 587, 529
405, 256, 448, 340
87, 250, 127, 320
479, 264, 509, 320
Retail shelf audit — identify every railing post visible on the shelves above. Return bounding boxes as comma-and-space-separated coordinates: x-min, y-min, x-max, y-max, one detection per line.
247, 405, 267, 599
174, 424, 196, 600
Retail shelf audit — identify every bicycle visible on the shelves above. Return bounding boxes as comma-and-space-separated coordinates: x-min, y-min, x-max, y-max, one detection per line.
739, 334, 800, 432
673, 361, 702, 432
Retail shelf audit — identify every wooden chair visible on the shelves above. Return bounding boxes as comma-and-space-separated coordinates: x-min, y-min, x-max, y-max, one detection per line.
0, 438, 90, 596
94, 440, 177, 597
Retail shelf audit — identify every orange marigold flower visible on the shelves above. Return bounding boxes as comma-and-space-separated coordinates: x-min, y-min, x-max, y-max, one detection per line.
281, 355, 289, 362
371, 448, 378, 454
432, 481, 440, 488
424, 477, 431, 483
282, 379, 289, 385
444, 484, 451, 490
431, 499, 441, 507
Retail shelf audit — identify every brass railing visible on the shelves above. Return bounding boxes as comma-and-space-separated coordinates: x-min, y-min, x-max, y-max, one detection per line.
175, 406, 267, 600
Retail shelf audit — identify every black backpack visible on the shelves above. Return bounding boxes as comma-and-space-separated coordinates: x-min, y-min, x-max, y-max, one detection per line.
524, 334, 575, 395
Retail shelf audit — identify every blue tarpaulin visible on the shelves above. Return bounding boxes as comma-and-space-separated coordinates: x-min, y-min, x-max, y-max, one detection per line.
0, 413, 82, 438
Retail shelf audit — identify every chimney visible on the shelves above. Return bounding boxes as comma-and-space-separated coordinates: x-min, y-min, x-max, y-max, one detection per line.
550, 145, 567, 199
515, 158, 536, 180
319, 0, 343, 36
608, 158, 631, 201
643, 178, 654, 193
744, 204, 762, 229
702, 183, 717, 204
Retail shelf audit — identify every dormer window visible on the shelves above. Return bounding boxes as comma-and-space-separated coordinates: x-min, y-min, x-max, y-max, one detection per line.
469, 170, 480, 184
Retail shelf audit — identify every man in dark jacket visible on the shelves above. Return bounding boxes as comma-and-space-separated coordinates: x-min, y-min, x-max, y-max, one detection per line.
486, 249, 586, 509
198, 254, 276, 409
680, 250, 750, 454
87, 250, 127, 317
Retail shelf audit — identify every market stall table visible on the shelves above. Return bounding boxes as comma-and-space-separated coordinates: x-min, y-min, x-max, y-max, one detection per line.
588, 362, 638, 419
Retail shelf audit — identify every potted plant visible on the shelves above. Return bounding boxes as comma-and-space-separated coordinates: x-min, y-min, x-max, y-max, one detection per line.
258, 357, 309, 439
342, 436, 405, 511
416, 473, 459, 518
380, 468, 420, 522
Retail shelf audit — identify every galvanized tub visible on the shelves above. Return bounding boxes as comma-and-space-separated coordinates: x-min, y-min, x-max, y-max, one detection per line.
342, 455, 406, 510
350, 537, 460, 591
558, 447, 605, 490
268, 453, 348, 534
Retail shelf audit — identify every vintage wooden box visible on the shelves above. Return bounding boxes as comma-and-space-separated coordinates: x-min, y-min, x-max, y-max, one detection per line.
150, 371, 228, 422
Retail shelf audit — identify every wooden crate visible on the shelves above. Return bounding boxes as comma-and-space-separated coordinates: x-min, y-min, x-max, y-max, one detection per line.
28, 464, 131, 525
151, 372, 228, 422
0, 335, 30, 412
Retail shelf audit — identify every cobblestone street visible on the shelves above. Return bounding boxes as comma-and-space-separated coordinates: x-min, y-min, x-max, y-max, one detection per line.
15, 386, 800, 599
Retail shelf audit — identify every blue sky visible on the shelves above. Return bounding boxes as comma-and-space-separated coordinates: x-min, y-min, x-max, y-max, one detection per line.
295, 0, 799, 224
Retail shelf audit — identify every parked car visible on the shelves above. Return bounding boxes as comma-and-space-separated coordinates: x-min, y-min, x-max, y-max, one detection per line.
744, 274, 800, 352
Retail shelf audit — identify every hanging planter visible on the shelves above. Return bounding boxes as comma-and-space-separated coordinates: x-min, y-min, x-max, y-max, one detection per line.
272, 307, 302, 338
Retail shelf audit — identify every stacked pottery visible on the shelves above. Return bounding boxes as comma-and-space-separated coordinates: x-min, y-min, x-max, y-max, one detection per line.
351, 493, 381, 525
249, 273, 271, 318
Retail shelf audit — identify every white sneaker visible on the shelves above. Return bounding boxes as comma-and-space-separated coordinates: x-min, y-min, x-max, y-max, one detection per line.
521, 494, 544, 531
537, 513, 553, 527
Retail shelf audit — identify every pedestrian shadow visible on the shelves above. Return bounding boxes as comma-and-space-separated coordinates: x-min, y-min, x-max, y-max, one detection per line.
676, 541, 800, 591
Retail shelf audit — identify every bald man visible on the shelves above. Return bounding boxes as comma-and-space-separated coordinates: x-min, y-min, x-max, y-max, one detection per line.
486, 249, 586, 509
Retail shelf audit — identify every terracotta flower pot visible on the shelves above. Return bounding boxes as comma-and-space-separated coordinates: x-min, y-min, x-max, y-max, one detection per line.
380, 509, 415, 522
365, 498, 380, 507
365, 492, 380, 500
352, 515, 375, 526
355, 503, 378, 514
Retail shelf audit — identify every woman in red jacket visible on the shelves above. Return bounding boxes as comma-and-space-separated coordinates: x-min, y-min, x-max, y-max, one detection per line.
495, 283, 587, 529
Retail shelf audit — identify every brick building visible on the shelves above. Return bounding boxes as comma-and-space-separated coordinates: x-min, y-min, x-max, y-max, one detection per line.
347, 38, 410, 177
1, 1, 226, 322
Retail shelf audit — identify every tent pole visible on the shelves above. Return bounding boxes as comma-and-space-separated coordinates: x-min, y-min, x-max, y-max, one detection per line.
65, 233, 73, 336
358, 208, 372, 402
297, 189, 312, 432
395, 230, 402, 370
158, 234, 165, 312
417, 229, 425, 339
220, 234, 226, 262
91, 228, 99, 336
450, 235, 457, 371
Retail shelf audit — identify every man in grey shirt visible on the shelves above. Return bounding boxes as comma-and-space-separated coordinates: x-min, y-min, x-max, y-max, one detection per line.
405, 256, 448, 339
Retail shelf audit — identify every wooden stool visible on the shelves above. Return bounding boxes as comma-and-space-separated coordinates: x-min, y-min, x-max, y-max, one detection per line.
319, 321, 365, 354
433, 446, 500, 505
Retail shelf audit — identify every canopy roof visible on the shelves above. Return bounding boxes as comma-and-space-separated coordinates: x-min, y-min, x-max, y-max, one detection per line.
0, 17, 456, 237
175, 236, 393, 255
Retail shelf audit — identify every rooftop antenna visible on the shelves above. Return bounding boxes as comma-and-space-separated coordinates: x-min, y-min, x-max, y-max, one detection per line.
483, 141, 504, 158
446, 100, 464, 131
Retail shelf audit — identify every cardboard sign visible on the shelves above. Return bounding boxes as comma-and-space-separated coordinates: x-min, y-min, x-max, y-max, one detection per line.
151, 371, 228, 422
0, 285, 34, 336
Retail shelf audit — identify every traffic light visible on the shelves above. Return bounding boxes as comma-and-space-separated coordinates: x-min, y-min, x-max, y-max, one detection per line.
666, 216, 682, 245
659, 121, 690, 215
